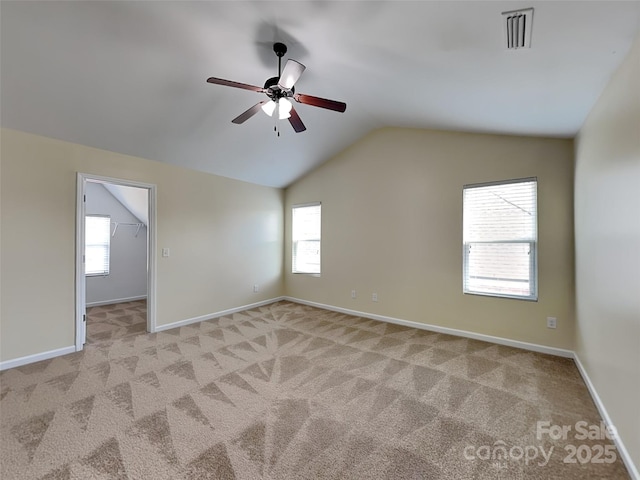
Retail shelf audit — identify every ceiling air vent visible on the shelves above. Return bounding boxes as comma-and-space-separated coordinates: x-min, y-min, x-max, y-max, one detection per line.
502, 8, 533, 49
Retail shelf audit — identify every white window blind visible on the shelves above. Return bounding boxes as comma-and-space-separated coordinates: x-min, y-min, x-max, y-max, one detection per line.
463, 178, 537, 300
85, 215, 111, 276
292, 203, 321, 274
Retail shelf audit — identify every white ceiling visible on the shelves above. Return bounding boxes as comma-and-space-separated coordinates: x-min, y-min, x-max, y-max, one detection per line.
2, 1, 639, 188
101, 183, 149, 226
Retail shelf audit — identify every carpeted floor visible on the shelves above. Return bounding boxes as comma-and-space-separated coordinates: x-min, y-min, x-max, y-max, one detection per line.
0, 301, 629, 479
86, 300, 148, 344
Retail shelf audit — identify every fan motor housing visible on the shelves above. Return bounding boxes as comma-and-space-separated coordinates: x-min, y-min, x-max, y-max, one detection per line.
205, 41, 344, 133
273, 42, 287, 57
264, 76, 294, 99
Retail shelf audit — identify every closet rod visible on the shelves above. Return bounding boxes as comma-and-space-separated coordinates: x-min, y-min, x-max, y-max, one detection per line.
111, 222, 146, 238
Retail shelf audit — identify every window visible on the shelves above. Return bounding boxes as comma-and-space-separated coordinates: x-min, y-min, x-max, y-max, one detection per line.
463, 178, 537, 300
292, 203, 321, 274
85, 215, 111, 276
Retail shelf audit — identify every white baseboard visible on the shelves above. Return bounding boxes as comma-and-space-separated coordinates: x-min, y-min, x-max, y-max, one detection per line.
573, 354, 639, 480
1, 297, 285, 370
155, 296, 286, 332
86, 295, 147, 307
284, 296, 574, 358
283, 296, 637, 478
2, 297, 635, 478
0, 345, 76, 371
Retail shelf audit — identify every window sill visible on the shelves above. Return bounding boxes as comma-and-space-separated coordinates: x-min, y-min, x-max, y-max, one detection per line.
463, 291, 538, 302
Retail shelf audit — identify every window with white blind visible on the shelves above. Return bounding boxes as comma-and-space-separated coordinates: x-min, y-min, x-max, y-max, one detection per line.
85, 215, 111, 276
292, 203, 321, 274
463, 178, 537, 300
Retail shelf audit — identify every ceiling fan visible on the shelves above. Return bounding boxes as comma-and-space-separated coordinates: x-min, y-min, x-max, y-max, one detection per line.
207, 42, 346, 134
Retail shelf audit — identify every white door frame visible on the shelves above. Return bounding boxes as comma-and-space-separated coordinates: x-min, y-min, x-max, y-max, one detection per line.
75, 173, 157, 350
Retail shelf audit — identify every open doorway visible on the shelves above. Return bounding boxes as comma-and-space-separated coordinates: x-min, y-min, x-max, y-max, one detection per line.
75, 173, 156, 350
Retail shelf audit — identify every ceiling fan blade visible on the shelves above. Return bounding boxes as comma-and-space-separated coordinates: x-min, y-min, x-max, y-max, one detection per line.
288, 106, 306, 133
294, 93, 347, 113
232, 101, 268, 124
207, 77, 265, 93
278, 59, 306, 90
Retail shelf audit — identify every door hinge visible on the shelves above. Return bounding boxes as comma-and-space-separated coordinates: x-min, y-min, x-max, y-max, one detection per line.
83, 254, 85, 263
83, 314, 86, 323
84, 194, 86, 202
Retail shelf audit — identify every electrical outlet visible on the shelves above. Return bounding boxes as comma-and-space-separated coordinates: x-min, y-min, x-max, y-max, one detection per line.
547, 317, 557, 329
162, 248, 170, 257
372, 293, 378, 302
351, 290, 357, 299
253, 284, 259, 293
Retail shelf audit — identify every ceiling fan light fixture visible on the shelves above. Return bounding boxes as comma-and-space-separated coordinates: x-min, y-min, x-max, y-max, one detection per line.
261, 98, 292, 120
278, 98, 292, 119
207, 42, 346, 133
261, 100, 277, 116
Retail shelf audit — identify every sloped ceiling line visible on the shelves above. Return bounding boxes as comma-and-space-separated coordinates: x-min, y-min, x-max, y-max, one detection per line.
1, 1, 639, 187
102, 183, 149, 226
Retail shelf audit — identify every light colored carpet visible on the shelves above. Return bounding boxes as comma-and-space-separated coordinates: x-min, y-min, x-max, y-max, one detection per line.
0, 301, 629, 479
86, 301, 147, 344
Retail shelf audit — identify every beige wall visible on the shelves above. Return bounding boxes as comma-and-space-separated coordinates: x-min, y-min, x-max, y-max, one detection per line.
0, 128, 284, 362
575, 34, 640, 469
285, 128, 575, 349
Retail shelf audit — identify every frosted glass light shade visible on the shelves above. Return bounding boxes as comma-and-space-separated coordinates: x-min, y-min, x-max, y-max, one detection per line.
261, 98, 292, 120
261, 100, 276, 116
278, 98, 292, 119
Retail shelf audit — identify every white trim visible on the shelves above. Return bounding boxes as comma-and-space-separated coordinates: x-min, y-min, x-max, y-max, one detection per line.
283, 296, 574, 358
292, 201, 321, 208
2, 297, 636, 477
75, 174, 86, 349
86, 295, 148, 308
76, 173, 158, 348
147, 183, 158, 333
284, 296, 637, 477
573, 354, 639, 480
0, 298, 284, 371
0, 346, 76, 371
155, 297, 286, 332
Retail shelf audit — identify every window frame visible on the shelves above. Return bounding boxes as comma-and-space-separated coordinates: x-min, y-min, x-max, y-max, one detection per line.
462, 177, 538, 301
85, 214, 111, 277
292, 202, 321, 275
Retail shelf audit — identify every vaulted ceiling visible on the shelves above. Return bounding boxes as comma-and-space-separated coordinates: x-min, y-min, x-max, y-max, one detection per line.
2, 1, 639, 188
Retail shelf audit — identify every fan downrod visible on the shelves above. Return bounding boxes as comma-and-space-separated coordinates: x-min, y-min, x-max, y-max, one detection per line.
264, 42, 294, 98
273, 43, 287, 81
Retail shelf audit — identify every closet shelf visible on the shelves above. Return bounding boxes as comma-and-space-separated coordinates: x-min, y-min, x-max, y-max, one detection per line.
111, 222, 146, 237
